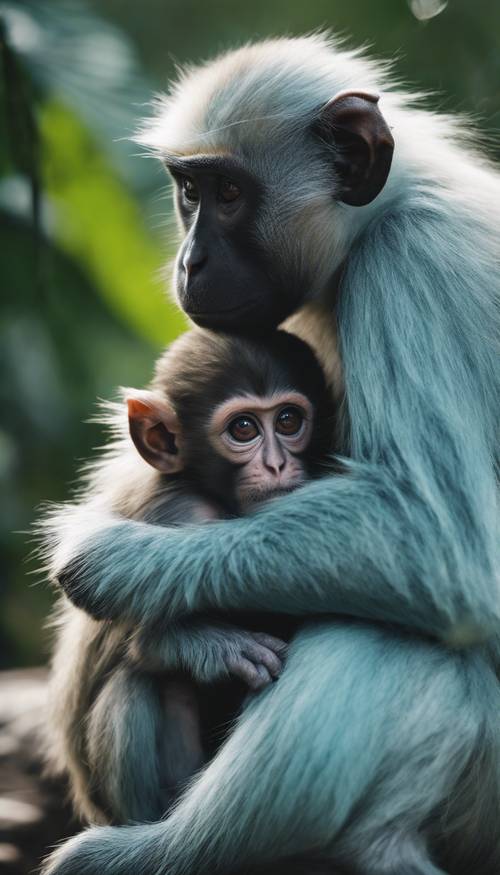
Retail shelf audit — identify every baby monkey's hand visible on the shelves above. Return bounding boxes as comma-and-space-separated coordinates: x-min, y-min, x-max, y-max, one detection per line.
128, 620, 288, 690
199, 626, 288, 689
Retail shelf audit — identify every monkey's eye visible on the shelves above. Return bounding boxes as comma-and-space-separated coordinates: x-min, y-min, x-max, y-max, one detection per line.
218, 179, 241, 203
227, 415, 259, 442
276, 406, 304, 436
181, 177, 200, 204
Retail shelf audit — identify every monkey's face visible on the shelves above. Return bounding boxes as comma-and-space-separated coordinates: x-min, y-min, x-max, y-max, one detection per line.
127, 330, 333, 516
155, 71, 393, 336
208, 392, 314, 512
168, 156, 297, 333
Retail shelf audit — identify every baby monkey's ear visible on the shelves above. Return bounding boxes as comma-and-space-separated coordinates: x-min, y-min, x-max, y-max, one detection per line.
126, 389, 184, 474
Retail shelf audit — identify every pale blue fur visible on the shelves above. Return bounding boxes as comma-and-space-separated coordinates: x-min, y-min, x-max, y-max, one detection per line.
42, 33, 500, 875
43, 626, 500, 873
52, 203, 499, 641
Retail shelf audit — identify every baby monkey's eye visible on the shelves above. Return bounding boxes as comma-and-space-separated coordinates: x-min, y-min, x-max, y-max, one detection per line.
276, 406, 303, 436
181, 176, 200, 204
228, 415, 259, 442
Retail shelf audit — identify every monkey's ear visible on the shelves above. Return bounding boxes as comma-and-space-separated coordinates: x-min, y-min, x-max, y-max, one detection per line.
126, 390, 184, 474
314, 91, 394, 206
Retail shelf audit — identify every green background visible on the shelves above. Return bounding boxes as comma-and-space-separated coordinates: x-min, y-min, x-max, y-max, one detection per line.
1, 0, 498, 667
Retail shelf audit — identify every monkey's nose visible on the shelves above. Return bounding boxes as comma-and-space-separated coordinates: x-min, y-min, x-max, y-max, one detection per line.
183, 246, 207, 278
263, 446, 287, 476
265, 462, 285, 477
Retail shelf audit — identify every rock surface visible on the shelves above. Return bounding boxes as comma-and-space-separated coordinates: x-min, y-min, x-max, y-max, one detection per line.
0, 669, 77, 874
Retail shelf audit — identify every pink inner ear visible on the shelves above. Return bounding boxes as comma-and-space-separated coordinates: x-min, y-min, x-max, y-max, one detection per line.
127, 391, 180, 432
126, 392, 184, 475
147, 421, 173, 454
127, 397, 155, 422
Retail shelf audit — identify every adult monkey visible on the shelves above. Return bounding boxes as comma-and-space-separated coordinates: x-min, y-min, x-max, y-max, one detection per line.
43, 34, 499, 875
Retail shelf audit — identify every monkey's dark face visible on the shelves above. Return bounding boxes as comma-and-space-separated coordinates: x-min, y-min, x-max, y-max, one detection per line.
167, 156, 299, 332
157, 86, 393, 335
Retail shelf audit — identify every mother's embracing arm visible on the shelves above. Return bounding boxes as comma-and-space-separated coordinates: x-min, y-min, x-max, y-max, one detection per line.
51, 421, 499, 644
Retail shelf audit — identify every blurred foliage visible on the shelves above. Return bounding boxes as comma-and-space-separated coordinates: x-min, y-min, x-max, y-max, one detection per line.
0, 0, 185, 666
41, 102, 182, 345
0, 0, 498, 667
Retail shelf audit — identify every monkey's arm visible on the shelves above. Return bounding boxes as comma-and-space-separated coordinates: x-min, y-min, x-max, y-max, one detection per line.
52, 442, 497, 644
50, 209, 499, 644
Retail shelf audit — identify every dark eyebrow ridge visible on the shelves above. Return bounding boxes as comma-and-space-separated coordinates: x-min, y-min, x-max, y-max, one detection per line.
164, 153, 249, 179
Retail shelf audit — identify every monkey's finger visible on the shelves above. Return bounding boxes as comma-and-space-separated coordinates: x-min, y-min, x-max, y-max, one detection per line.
241, 641, 284, 678
258, 648, 284, 678
250, 632, 289, 655
253, 663, 274, 688
227, 656, 273, 690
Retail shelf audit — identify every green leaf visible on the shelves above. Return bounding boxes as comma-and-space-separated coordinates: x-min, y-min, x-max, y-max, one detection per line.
40, 100, 186, 346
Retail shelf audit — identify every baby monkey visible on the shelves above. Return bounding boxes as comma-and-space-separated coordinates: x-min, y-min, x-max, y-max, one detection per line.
46, 328, 334, 826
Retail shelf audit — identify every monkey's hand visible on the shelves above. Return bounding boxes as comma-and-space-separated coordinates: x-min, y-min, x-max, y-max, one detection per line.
129, 621, 288, 691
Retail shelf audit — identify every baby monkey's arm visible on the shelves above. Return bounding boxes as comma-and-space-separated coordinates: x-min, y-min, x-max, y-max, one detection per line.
128, 617, 288, 691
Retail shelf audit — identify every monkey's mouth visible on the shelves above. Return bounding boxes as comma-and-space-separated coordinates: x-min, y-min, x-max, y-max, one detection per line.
186, 295, 289, 333
243, 484, 303, 509
187, 300, 259, 316
186, 300, 263, 330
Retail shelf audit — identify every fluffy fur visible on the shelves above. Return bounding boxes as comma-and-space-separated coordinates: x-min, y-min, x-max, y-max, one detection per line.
43, 330, 320, 826
41, 33, 499, 875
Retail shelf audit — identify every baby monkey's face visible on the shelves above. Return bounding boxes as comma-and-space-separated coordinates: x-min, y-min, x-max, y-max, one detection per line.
127, 383, 319, 517
208, 392, 314, 511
